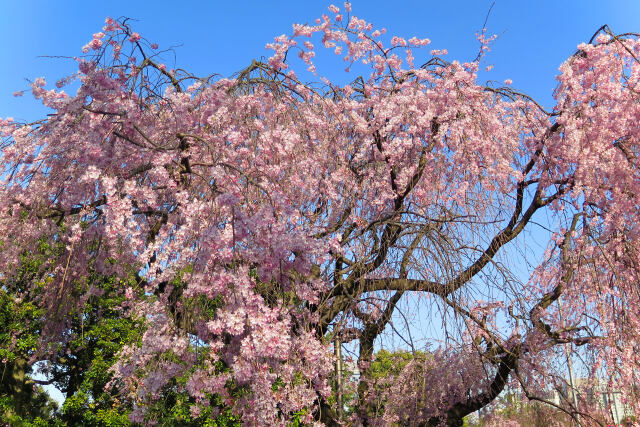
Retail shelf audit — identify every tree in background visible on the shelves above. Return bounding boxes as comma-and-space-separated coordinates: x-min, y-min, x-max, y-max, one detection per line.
0, 243, 60, 426
0, 238, 137, 426
1, 245, 242, 426
2, 4, 640, 426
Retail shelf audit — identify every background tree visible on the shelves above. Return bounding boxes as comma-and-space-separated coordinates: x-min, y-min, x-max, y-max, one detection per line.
0, 238, 136, 426
0, 238, 63, 426
0, 278, 59, 425
1, 5, 640, 426
1, 246, 242, 426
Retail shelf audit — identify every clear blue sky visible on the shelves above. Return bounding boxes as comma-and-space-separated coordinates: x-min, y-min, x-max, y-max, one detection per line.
2, 1, 640, 123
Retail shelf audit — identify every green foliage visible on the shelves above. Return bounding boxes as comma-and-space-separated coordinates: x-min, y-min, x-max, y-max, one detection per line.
1, 240, 54, 363
369, 349, 430, 380
288, 409, 310, 427
1, 246, 259, 426
0, 240, 61, 425
0, 238, 143, 425
139, 354, 241, 427
56, 274, 144, 426
144, 385, 241, 427
0, 386, 60, 426
352, 349, 434, 422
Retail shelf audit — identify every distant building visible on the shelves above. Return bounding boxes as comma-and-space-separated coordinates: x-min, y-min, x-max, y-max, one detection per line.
548, 379, 635, 425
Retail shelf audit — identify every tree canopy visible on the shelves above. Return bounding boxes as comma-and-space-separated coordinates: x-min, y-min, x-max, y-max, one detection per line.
1, 4, 640, 426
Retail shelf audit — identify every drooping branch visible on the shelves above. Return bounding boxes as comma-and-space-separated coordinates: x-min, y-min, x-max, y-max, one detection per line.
356, 290, 405, 419
437, 346, 522, 427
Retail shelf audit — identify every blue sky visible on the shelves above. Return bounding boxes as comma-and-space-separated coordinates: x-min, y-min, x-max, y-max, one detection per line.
2, 1, 640, 122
